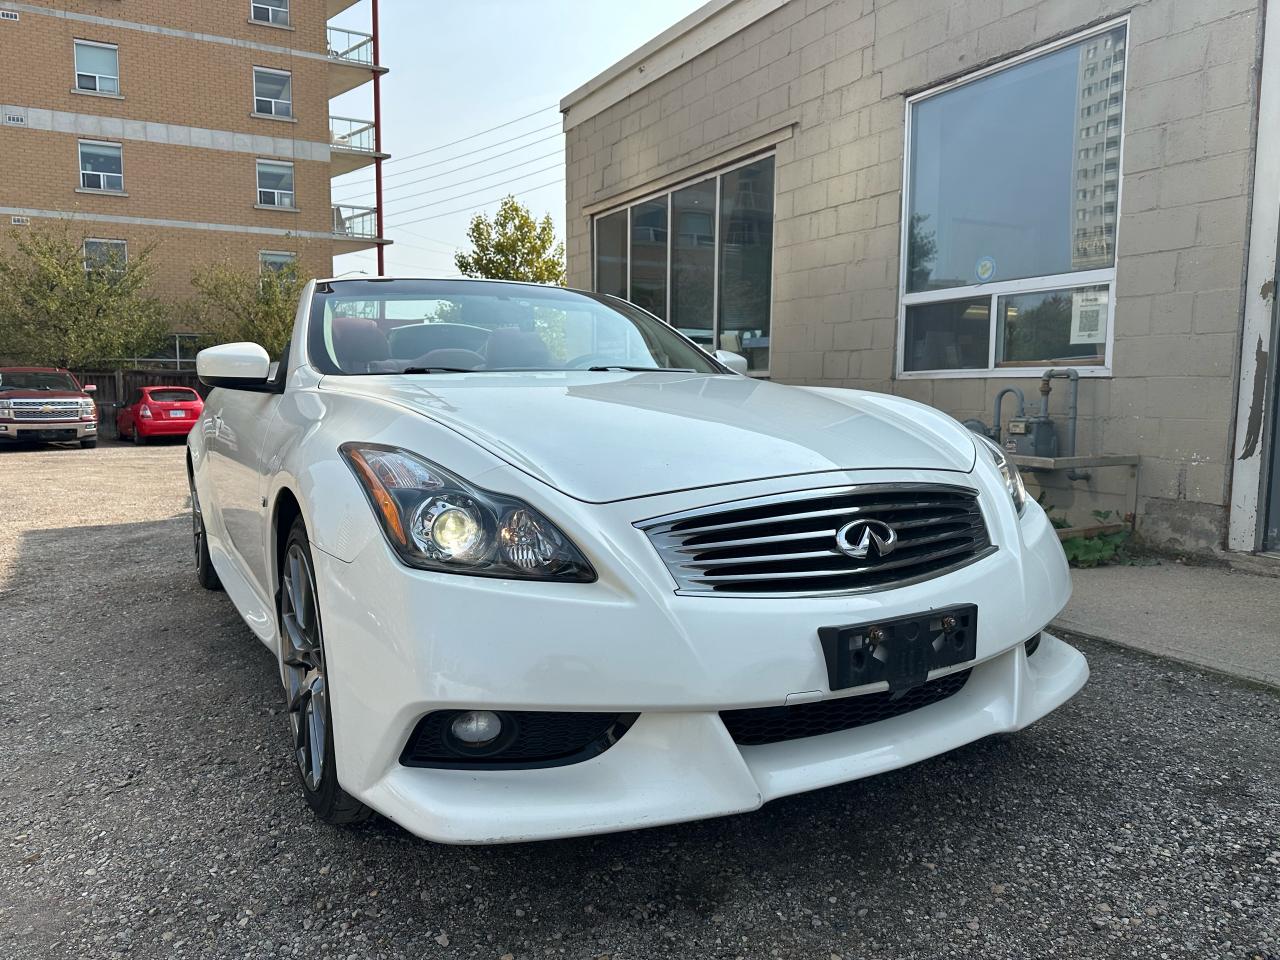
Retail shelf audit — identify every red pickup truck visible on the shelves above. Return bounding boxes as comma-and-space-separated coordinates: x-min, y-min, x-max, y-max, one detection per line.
0, 367, 99, 448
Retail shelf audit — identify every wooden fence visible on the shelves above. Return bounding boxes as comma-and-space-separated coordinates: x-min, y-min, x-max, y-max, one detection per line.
75, 368, 206, 441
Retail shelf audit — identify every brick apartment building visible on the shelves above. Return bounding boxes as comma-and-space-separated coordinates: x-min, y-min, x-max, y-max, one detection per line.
561, 0, 1280, 558
0, 0, 389, 356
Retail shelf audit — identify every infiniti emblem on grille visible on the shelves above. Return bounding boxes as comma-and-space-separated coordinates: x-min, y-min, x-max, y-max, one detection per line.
835, 519, 898, 560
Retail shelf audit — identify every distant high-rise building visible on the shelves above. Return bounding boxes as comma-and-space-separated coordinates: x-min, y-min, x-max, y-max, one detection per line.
1071, 31, 1125, 270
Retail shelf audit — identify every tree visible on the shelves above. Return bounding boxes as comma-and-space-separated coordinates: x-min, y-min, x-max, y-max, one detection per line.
0, 224, 169, 368
454, 196, 565, 285
907, 212, 937, 292
189, 259, 309, 358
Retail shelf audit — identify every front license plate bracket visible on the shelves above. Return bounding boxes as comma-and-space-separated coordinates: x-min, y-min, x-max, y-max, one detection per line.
818, 604, 977, 698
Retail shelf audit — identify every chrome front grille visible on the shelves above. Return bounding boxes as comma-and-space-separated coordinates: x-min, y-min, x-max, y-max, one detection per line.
11, 400, 83, 421
637, 483, 995, 597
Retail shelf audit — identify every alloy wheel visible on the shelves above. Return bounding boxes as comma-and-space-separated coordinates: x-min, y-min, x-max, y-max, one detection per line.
280, 543, 328, 791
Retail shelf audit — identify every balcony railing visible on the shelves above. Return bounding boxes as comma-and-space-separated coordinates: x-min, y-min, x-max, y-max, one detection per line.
330, 116, 376, 153
327, 26, 373, 65
333, 204, 378, 239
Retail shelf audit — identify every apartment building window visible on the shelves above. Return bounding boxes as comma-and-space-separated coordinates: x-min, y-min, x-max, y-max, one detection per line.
253, 68, 292, 118
591, 154, 775, 373
79, 141, 124, 192
900, 20, 1127, 376
73, 40, 119, 95
260, 250, 296, 273
251, 0, 290, 27
256, 160, 295, 208
83, 239, 127, 275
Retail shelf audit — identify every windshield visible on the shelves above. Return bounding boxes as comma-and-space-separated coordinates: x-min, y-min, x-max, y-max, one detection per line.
307, 279, 725, 376
0, 371, 79, 392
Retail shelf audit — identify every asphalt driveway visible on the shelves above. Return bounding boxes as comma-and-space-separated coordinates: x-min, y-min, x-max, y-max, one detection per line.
0, 441, 1277, 960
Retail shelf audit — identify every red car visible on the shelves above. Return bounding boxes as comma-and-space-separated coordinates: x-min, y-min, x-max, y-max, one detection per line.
116, 386, 204, 444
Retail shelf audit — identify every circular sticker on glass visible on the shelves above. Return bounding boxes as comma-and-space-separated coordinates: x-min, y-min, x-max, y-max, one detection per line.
975, 256, 997, 283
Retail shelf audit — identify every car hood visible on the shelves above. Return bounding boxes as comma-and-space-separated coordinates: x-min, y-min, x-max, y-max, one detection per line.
322, 371, 977, 503
0, 389, 87, 400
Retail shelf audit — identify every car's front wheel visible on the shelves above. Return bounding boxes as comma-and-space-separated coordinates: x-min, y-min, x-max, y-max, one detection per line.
189, 471, 222, 591
278, 517, 371, 826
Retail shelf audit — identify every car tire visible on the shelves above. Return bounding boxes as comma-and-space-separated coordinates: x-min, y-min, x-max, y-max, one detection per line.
278, 517, 372, 827
133, 428, 146, 446
80, 439, 97, 449
189, 472, 222, 591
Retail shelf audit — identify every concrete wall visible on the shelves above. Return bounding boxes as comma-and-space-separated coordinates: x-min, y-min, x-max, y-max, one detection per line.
564, 0, 1263, 551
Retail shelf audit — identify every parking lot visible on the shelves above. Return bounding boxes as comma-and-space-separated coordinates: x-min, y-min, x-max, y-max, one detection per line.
0, 441, 1277, 960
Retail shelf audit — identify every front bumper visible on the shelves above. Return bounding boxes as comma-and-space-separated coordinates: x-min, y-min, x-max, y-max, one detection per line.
305, 466, 1085, 844
0, 420, 96, 441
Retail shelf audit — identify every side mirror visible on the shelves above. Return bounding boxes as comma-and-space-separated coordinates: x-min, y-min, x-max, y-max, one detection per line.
82, 383, 97, 394
197, 342, 275, 391
714, 349, 749, 375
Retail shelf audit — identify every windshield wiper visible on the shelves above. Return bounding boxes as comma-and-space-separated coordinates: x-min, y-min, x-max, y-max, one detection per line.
586, 365, 696, 372
396, 366, 476, 374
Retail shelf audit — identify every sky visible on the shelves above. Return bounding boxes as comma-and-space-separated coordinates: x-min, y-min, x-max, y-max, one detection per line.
328, 0, 708, 279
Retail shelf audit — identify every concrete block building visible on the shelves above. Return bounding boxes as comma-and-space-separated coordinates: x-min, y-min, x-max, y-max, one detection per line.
0, 0, 390, 357
561, 0, 1280, 557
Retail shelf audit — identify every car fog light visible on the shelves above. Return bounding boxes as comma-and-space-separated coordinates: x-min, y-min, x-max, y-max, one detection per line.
451, 710, 502, 746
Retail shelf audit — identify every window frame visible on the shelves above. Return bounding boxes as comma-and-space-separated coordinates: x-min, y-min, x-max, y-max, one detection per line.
895, 16, 1129, 380
250, 0, 290, 27
82, 238, 127, 275
259, 250, 297, 274
590, 150, 776, 377
252, 66, 293, 119
255, 159, 296, 209
78, 139, 125, 193
72, 39, 119, 95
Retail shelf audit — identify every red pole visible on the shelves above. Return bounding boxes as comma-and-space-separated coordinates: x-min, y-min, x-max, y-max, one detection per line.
371, 0, 385, 276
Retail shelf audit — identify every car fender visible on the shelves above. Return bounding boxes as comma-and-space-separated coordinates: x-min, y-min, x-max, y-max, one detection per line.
263, 379, 513, 570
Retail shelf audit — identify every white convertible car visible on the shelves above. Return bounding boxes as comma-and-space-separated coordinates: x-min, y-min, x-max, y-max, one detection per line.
189, 277, 1087, 844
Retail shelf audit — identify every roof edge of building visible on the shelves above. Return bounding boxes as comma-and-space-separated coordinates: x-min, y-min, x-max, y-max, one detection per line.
560, 0, 789, 131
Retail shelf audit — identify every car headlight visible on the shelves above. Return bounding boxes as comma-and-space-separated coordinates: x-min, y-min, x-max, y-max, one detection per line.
340, 442, 596, 582
0, 399, 12, 419
79, 399, 96, 418
976, 434, 1026, 515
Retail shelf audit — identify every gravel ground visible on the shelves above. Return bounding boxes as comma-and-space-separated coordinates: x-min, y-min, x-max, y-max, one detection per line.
1, 440, 1277, 960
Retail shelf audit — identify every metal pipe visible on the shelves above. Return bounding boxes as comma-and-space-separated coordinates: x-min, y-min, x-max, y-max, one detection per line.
1039, 368, 1081, 457
371, 0, 385, 278
992, 386, 1026, 444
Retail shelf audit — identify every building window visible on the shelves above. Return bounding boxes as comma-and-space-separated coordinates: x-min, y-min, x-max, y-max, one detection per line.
83, 238, 127, 275
259, 250, 297, 273
253, 67, 292, 118
79, 140, 124, 192
256, 160, 295, 208
251, 0, 290, 26
73, 40, 119, 95
900, 20, 1126, 376
591, 154, 775, 373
